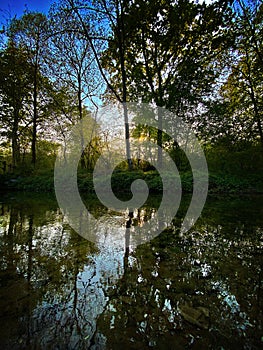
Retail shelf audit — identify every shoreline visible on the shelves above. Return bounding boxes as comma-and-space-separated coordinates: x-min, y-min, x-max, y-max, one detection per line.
0, 171, 262, 195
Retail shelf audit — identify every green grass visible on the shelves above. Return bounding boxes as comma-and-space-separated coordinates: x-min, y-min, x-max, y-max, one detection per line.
1, 169, 262, 194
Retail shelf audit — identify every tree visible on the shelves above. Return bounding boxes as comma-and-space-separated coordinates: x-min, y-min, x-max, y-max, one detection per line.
9, 12, 50, 165
220, 0, 263, 146
65, 0, 133, 170
0, 42, 33, 167
48, 3, 103, 168
102, 0, 234, 166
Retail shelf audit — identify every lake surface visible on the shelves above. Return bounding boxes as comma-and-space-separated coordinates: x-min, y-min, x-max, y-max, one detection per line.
0, 192, 262, 349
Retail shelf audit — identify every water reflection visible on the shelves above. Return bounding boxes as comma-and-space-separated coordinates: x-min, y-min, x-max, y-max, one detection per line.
0, 193, 262, 349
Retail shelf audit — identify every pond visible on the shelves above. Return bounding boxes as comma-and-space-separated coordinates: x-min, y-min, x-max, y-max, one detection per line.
0, 192, 262, 349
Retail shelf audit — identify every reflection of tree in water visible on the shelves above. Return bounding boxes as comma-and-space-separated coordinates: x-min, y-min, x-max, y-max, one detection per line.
0, 195, 262, 349
93, 208, 262, 349
0, 196, 169, 349
0, 199, 100, 349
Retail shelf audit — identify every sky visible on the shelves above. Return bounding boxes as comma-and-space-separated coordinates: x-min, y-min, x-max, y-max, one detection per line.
0, 0, 53, 25
0, 0, 218, 26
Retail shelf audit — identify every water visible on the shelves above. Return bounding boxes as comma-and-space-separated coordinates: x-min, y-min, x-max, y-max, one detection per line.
0, 192, 262, 349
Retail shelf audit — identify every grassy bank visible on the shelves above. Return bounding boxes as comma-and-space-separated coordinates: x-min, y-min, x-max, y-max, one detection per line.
0, 169, 262, 194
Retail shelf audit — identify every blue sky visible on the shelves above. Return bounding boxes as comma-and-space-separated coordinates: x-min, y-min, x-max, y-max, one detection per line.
0, 0, 53, 24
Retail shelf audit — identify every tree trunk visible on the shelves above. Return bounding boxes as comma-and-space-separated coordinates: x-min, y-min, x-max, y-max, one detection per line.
77, 73, 86, 169
118, 0, 132, 171
157, 108, 163, 169
11, 109, 20, 169
31, 64, 38, 166
123, 103, 132, 170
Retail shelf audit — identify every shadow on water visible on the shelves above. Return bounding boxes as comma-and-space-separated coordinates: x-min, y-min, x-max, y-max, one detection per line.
0, 192, 262, 349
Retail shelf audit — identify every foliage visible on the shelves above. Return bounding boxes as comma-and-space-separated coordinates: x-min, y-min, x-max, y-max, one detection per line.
205, 142, 263, 174
0, 42, 34, 167
8, 12, 51, 165
198, 0, 263, 146
0, 0, 262, 194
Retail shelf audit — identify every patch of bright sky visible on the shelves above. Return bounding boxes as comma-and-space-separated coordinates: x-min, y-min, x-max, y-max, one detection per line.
0, 0, 53, 25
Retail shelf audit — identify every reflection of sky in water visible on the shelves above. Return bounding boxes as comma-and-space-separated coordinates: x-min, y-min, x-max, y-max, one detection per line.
211, 281, 253, 334
33, 215, 127, 348
0, 195, 262, 349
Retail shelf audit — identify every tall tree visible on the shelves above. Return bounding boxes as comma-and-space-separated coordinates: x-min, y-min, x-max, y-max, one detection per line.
66, 0, 133, 170
9, 12, 49, 165
221, 0, 263, 146
0, 42, 33, 167
102, 0, 233, 166
49, 4, 102, 168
